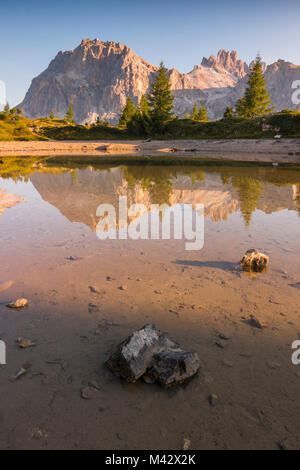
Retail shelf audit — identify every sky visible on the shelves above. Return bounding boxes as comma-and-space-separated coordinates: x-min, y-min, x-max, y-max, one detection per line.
0, 0, 299, 106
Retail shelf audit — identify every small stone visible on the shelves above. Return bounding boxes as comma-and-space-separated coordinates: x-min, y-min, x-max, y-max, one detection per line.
89, 285, 99, 293
81, 386, 99, 400
222, 359, 233, 368
16, 338, 36, 349
267, 362, 281, 370
88, 380, 102, 390
6, 298, 28, 309
31, 427, 47, 440
66, 256, 82, 261
183, 438, 191, 450
218, 333, 230, 341
215, 341, 225, 349
10, 363, 31, 381
208, 394, 218, 406
247, 315, 267, 329
118, 285, 127, 291
278, 437, 300, 450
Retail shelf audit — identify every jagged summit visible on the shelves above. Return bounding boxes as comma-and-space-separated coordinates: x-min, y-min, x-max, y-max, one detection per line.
201, 49, 249, 78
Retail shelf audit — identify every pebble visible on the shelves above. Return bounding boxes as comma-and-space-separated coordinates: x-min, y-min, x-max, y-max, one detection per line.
183, 438, 191, 450
81, 386, 100, 400
16, 338, 36, 349
266, 362, 281, 370
208, 394, 218, 406
248, 315, 266, 329
31, 427, 47, 440
222, 359, 233, 368
6, 298, 28, 309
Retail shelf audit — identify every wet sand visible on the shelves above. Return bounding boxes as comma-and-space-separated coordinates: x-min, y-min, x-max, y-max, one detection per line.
0, 166, 300, 450
1, 138, 300, 163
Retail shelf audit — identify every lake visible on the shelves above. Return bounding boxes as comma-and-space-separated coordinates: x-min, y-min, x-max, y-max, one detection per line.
0, 159, 300, 449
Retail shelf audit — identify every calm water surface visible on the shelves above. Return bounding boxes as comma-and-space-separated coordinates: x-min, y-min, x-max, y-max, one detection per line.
0, 159, 300, 449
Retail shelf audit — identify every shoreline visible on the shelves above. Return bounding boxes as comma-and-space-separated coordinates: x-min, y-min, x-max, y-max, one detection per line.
0, 138, 300, 163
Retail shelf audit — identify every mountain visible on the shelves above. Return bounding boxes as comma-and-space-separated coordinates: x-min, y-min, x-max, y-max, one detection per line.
201, 49, 249, 78
210, 59, 300, 118
20, 39, 300, 123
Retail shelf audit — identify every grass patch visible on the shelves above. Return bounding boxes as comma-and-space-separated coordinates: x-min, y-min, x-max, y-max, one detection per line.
0, 111, 299, 141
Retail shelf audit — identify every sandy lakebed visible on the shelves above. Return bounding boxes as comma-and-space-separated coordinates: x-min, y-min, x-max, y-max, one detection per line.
0, 138, 300, 163
0, 149, 300, 449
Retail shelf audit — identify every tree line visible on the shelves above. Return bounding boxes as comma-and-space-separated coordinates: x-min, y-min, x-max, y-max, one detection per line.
117, 54, 274, 134
1, 55, 275, 129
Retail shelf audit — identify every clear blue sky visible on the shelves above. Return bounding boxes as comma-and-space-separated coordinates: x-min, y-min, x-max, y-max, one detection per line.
0, 0, 299, 106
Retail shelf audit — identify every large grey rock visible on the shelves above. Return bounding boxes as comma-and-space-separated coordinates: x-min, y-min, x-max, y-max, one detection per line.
145, 348, 200, 387
105, 324, 200, 387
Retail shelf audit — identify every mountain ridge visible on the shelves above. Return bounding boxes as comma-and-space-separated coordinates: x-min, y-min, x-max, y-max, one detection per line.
20, 38, 300, 123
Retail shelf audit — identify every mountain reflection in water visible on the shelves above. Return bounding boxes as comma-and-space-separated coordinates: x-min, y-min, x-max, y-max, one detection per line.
25, 164, 300, 231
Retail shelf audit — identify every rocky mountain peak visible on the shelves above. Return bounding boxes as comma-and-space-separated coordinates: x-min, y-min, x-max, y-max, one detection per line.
201, 49, 249, 78
19, 40, 300, 123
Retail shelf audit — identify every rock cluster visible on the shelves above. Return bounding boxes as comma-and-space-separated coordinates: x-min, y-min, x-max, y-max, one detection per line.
105, 324, 200, 387
241, 249, 269, 273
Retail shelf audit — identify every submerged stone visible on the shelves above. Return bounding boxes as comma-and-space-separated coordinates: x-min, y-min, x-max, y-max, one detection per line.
241, 249, 269, 273
105, 323, 200, 387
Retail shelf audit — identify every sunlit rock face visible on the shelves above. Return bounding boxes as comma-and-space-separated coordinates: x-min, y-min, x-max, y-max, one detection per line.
20, 39, 158, 124
20, 40, 249, 122
0, 188, 24, 216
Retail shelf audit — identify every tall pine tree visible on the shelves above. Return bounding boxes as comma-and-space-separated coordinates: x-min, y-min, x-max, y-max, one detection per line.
235, 55, 274, 118
119, 97, 138, 127
139, 95, 151, 118
65, 103, 74, 123
191, 102, 198, 120
197, 105, 209, 121
148, 62, 174, 127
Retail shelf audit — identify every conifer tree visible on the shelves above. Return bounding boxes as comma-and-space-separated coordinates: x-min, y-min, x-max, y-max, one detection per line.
139, 95, 151, 118
65, 103, 74, 123
197, 105, 209, 121
224, 106, 233, 118
148, 62, 174, 126
235, 55, 274, 118
3, 103, 10, 118
191, 102, 198, 120
119, 97, 138, 127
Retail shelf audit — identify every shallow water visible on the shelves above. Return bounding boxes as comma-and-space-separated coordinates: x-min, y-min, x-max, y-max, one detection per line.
1, 160, 300, 449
